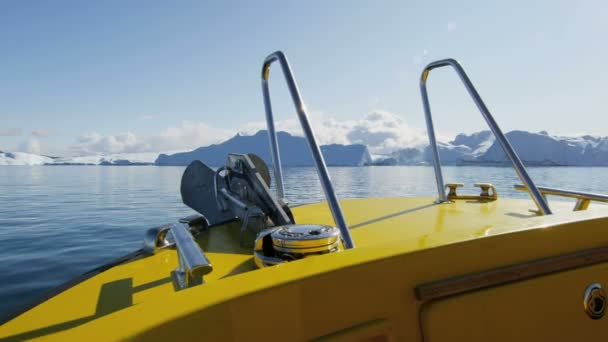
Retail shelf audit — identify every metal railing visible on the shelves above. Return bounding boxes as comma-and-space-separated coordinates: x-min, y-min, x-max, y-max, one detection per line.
261, 51, 355, 249
144, 223, 213, 289
419, 59, 552, 215
514, 184, 608, 211
171, 222, 213, 289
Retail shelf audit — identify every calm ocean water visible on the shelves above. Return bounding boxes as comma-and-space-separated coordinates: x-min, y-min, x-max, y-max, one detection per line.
1, 165, 608, 316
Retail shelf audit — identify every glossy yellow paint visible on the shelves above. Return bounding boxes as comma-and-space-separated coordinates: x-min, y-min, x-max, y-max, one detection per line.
422, 262, 608, 341
1, 197, 607, 341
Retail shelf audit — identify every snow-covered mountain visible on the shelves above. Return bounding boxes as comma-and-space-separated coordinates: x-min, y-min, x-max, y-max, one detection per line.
372, 130, 608, 166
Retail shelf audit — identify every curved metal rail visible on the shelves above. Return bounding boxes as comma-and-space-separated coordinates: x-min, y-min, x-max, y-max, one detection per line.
261, 51, 355, 249
420, 59, 552, 215
514, 184, 608, 211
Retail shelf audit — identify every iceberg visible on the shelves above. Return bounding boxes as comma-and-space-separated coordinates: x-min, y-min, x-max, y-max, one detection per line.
478, 131, 608, 166
51, 152, 158, 165
0, 152, 54, 166
371, 130, 608, 166
0, 152, 158, 166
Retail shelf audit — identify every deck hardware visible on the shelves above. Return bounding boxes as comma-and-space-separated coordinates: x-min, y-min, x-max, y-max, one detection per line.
170, 223, 213, 290
474, 183, 498, 200
261, 51, 355, 249
218, 186, 268, 247
253, 228, 285, 268
144, 217, 210, 255
181, 153, 294, 247
143, 224, 173, 255
144, 223, 213, 289
420, 59, 551, 215
179, 214, 209, 235
514, 184, 608, 211
445, 183, 498, 201
584, 283, 606, 319
254, 224, 341, 268
446, 183, 464, 198
178, 214, 204, 225
574, 199, 591, 211
221, 153, 291, 246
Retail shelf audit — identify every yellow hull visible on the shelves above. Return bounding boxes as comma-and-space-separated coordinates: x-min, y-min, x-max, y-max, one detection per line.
2, 197, 608, 341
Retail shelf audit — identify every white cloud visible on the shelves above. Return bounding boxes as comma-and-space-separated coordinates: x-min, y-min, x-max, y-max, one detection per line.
240, 110, 427, 154
345, 111, 428, 153
70, 121, 232, 155
68, 111, 429, 156
146, 121, 232, 152
73, 132, 138, 154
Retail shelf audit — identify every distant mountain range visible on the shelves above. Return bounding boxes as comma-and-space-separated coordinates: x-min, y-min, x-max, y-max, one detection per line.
4, 129, 608, 167
0, 131, 373, 167
0, 152, 157, 166
155, 130, 372, 166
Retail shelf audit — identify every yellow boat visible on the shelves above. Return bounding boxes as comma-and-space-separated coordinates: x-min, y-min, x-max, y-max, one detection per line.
2, 52, 608, 341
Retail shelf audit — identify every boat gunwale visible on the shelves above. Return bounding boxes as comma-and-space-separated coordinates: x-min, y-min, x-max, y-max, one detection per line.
0, 218, 241, 325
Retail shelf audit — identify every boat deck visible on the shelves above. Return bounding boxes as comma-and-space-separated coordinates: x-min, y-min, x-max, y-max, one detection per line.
1, 196, 604, 341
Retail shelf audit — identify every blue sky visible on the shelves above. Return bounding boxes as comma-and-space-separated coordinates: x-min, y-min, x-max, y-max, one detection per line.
1, 0, 607, 156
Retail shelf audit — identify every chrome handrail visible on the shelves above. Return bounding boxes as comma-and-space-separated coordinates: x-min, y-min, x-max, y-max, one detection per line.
171, 223, 213, 289
261, 51, 355, 249
420, 59, 552, 215
514, 184, 608, 211
143, 224, 173, 254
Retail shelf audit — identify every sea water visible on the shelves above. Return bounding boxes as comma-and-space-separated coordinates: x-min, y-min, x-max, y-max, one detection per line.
1, 165, 607, 316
